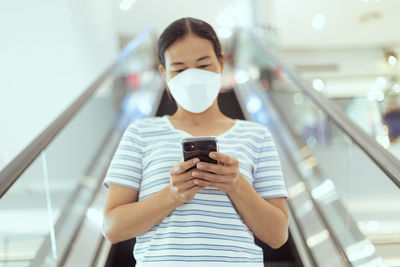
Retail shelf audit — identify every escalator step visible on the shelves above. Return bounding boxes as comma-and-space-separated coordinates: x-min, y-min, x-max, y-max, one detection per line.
264, 261, 298, 267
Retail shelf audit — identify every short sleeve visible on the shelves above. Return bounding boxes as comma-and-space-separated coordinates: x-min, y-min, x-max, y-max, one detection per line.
103, 122, 143, 191
253, 127, 288, 199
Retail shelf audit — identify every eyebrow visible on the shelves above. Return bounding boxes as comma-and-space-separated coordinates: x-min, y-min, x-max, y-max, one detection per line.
171, 55, 211, 66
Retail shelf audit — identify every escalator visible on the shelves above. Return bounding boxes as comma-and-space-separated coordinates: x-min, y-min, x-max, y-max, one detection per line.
1, 28, 399, 267
231, 29, 400, 267
105, 89, 303, 267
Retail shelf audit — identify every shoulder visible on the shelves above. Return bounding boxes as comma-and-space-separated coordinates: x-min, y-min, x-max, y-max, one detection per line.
131, 116, 163, 126
126, 116, 165, 133
237, 120, 272, 137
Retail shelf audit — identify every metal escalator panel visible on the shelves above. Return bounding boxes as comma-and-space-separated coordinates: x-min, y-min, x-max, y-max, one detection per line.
233, 28, 400, 267
0, 30, 162, 267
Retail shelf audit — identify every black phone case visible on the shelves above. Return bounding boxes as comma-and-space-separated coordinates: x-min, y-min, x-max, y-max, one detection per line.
182, 137, 218, 170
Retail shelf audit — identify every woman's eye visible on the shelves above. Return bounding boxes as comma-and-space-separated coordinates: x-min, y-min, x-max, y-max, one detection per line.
199, 64, 211, 68
174, 69, 186, 73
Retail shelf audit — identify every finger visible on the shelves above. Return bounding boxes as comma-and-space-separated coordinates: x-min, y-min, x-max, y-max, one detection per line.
171, 168, 198, 186
209, 152, 238, 166
193, 179, 226, 190
173, 168, 200, 185
171, 158, 200, 175
196, 161, 231, 175
174, 178, 198, 193
191, 170, 221, 182
184, 185, 205, 196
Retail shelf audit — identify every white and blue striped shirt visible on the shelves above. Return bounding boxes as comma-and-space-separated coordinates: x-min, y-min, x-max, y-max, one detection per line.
104, 115, 288, 267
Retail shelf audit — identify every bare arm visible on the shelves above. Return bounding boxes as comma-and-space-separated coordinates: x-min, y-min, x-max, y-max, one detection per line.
103, 158, 204, 244
227, 175, 288, 248
103, 184, 178, 244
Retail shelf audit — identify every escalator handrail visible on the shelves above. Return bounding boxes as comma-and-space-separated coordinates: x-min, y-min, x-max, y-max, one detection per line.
242, 28, 400, 189
0, 29, 153, 198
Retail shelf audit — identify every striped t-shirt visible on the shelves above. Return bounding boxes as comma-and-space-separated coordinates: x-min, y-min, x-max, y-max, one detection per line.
104, 115, 288, 267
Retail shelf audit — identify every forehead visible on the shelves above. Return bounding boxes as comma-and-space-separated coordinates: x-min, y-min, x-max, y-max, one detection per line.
164, 34, 215, 65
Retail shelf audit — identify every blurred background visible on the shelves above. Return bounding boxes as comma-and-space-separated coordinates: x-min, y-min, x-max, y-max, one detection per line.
0, 0, 399, 266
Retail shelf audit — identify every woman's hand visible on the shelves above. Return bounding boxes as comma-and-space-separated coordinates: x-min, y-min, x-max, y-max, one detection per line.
191, 152, 240, 193
169, 158, 205, 204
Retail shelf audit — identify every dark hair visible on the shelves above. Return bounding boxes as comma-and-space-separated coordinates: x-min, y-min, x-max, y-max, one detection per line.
157, 17, 222, 68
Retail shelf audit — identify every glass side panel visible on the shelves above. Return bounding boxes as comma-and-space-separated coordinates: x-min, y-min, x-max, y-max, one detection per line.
0, 33, 157, 267
235, 30, 399, 266
0, 158, 47, 267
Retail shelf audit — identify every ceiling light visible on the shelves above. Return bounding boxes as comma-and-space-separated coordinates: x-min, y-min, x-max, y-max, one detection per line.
388, 55, 397, 66
246, 94, 262, 114
119, 0, 136, 11
393, 84, 400, 93
384, 48, 397, 67
234, 69, 249, 84
376, 76, 387, 87
293, 93, 304, 105
312, 14, 326, 30
376, 91, 384, 101
217, 28, 232, 39
312, 79, 325, 91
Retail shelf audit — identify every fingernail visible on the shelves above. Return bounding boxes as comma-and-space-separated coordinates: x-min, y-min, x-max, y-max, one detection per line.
174, 166, 180, 173
197, 163, 203, 168
192, 171, 199, 177
193, 158, 200, 164
194, 179, 200, 185
210, 153, 216, 158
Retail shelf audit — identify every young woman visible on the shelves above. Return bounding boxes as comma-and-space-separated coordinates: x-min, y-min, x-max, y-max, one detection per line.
103, 17, 289, 267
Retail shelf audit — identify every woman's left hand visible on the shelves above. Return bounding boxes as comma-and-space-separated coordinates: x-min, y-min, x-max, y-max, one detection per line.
191, 151, 241, 193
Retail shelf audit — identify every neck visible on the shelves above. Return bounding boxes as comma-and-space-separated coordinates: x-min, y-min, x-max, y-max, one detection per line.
170, 99, 227, 125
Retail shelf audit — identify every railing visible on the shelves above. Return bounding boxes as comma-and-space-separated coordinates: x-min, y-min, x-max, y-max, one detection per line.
234, 28, 400, 266
0, 30, 152, 198
244, 29, 400, 189
0, 29, 158, 266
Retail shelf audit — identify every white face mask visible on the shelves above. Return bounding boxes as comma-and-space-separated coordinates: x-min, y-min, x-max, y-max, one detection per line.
167, 68, 221, 113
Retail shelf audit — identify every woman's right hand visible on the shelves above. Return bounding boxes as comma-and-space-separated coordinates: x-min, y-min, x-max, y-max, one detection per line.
169, 157, 204, 204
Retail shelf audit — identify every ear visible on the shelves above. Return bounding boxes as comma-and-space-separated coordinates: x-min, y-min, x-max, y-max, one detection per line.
158, 64, 167, 81
220, 53, 226, 73
159, 64, 172, 99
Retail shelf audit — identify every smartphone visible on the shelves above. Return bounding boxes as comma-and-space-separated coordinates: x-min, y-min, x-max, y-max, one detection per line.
181, 136, 218, 170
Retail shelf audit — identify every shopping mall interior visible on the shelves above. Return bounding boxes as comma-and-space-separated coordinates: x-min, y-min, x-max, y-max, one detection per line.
0, 0, 399, 266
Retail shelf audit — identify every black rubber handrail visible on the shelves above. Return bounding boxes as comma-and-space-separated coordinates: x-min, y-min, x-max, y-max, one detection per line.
0, 29, 152, 198
242, 28, 400, 189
